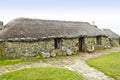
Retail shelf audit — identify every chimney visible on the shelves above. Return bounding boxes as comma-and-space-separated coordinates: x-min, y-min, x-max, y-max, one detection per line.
92, 21, 97, 28
0, 21, 4, 30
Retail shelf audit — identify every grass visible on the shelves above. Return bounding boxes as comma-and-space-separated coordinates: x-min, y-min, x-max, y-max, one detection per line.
0, 53, 79, 66
0, 67, 83, 80
0, 58, 38, 66
0, 54, 46, 66
86, 52, 120, 80
0, 58, 23, 66
0, 57, 46, 66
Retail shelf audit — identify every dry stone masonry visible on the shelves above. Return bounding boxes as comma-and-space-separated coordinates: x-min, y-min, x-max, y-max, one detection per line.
1, 38, 79, 58
0, 36, 113, 59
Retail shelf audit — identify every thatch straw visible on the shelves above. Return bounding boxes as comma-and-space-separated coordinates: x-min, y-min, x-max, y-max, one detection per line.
0, 17, 106, 41
103, 29, 120, 39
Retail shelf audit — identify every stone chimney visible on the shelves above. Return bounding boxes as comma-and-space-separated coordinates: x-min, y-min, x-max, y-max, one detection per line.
92, 21, 97, 28
0, 21, 4, 30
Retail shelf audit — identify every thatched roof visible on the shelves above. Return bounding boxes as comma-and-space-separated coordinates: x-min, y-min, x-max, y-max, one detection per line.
0, 17, 106, 41
103, 29, 120, 39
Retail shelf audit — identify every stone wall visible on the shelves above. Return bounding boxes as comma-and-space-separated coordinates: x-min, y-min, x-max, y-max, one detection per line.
1, 38, 79, 58
0, 37, 113, 58
61, 38, 79, 55
0, 42, 4, 56
110, 39, 120, 47
84, 36, 110, 52
2, 40, 54, 58
95, 37, 111, 50
84, 37, 96, 52
47, 38, 79, 56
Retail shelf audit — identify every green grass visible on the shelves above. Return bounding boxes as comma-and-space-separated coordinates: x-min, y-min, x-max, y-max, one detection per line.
0, 53, 79, 66
0, 57, 59, 66
86, 52, 120, 80
0, 58, 23, 66
0, 57, 46, 66
0, 67, 83, 80
0, 54, 45, 66
0, 58, 39, 66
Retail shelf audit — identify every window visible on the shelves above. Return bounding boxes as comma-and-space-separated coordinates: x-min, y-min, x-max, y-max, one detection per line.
54, 38, 61, 49
96, 36, 101, 45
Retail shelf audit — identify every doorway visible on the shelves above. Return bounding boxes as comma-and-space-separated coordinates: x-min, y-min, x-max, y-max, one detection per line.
79, 37, 84, 52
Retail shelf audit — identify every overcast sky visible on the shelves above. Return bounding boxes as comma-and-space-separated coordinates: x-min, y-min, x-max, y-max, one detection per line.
0, 0, 120, 35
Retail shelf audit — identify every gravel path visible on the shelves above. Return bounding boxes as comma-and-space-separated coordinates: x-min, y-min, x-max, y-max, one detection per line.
0, 47, 120, 80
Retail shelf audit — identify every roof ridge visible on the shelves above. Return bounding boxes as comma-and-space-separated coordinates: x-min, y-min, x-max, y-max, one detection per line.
10, 17, 89, 24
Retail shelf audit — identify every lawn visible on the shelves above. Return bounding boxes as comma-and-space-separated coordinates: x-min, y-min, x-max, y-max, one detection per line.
0, 58, 42, 66
86, 52, 120, 80
0, 67, 83, 80
0, 58, 23, 66
0, 54, 78, 66
0, 55, 44, 66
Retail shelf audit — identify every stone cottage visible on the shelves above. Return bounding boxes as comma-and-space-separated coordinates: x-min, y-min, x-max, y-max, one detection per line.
103, 29, 120, 47
0, 18, 110, 58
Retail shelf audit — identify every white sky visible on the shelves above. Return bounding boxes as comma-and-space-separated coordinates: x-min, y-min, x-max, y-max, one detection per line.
0, 0, 120, 35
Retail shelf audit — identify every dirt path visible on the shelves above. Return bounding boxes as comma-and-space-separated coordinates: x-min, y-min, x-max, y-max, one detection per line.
0, 47, 120, 80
